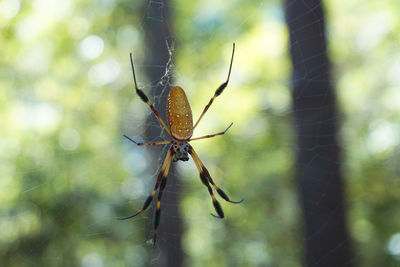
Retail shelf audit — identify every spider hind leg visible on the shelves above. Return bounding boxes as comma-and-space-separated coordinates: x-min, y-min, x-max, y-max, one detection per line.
190, 145, 244, 204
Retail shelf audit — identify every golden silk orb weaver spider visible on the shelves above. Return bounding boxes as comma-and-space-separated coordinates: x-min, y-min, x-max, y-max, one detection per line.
118, 43, 243, 246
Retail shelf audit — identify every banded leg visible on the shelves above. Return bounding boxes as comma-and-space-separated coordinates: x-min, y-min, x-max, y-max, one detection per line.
190, 145, 243, 204
189, 123, 233, 142
117, 148, 173, 220
193, 43, 235, 130
123, 134, 172, 146
153, 150, 173, 246
189, 146, 224, 218
129, 53, 172, 136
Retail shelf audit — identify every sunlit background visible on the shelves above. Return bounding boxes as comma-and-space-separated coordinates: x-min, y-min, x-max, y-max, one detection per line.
1, 0, 400, 266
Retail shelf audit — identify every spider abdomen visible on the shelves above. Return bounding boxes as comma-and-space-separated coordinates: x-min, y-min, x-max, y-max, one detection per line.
167, 86, 193, 141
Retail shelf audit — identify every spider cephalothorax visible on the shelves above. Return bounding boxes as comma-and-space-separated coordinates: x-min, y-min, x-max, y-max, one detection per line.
120, 43, 243, 246
172, 141, 190, 161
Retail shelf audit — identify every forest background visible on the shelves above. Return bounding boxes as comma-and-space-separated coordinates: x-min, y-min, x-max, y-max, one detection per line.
1, 0, 399, 266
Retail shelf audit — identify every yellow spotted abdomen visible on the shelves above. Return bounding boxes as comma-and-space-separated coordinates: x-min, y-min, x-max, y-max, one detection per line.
167, 86, 193, 141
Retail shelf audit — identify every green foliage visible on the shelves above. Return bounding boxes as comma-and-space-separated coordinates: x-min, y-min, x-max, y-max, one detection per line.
0, 0, 399, 266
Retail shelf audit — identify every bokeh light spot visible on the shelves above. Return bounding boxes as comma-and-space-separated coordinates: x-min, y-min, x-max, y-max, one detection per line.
0, 0, 20, 19
78, 35, 105, 60
88, 59, 121, 87
387, 233, 400, 259
367, 120, 399, 154
59, 128, 81, 151
81, 253, 103, 267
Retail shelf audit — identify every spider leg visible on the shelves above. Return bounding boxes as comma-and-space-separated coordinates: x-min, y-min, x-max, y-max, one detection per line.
129, 53, 172, 136
152, 149, 173, 246
189, 146, 224, 219
190, 145, 244, 204
117, 147, 173, 220
193, 43, 235, 130
123, 134, 173, 146
189, 123, 233, 142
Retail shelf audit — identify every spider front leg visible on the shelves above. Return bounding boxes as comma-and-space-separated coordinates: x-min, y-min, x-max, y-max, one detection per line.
193, 43, 235, 130
189, 145, 244, 205
129, 53, 172, 136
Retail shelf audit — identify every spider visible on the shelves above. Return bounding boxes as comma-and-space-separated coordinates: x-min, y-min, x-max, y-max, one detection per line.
119, 43, 243, 246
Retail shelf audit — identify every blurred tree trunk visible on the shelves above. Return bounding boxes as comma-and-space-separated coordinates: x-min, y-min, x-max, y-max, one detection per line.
143, 0, 184, 266
284, 0, 353, 266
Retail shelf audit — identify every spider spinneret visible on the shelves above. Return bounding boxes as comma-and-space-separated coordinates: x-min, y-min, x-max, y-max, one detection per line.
119, 43, 243, 246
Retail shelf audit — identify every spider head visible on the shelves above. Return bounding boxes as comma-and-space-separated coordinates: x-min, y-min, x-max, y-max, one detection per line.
172, 141, 189, 162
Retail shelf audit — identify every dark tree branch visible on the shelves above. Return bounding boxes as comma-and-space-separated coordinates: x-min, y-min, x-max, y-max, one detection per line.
143, 0, 184, 266
284, 0, 353, 266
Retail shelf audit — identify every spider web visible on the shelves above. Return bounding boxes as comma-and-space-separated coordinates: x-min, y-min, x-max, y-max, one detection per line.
1, 0, 400, 266
122, 1, 306, 265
